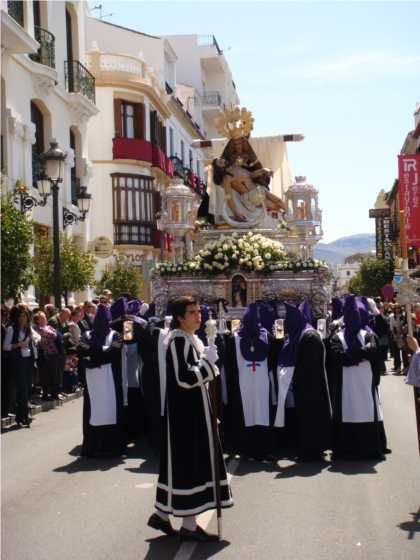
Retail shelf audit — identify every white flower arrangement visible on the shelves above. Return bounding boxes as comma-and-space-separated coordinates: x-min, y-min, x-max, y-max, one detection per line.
154, 233, 327, 277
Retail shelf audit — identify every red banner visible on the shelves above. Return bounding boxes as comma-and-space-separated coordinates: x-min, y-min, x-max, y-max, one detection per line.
398, 154, 420, 247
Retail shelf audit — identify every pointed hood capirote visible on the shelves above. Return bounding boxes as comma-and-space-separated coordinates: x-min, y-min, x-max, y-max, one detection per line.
258, 301, 277, 333
277, 301, 312, 367
343, 294, 363, 355
196, 304, 213, 345
356, 297, 372, 331
90, 304, 112, 348
238, 302, 269, 361
127, 299, 142, 316
110, 297, 127, 321
299, 299, 316, 328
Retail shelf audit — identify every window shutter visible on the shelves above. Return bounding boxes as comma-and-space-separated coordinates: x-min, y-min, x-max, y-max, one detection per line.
114, 99, 122, 138
134, 103, 145, 140
162, 125, 167, 155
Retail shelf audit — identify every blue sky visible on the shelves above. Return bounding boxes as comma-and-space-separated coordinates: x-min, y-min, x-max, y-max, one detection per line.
89, 1, 420, 242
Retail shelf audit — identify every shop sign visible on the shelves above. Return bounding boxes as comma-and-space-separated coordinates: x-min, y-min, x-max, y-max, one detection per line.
398, 154, 420, 247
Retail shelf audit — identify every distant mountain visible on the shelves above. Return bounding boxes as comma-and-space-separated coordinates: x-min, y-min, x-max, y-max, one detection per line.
314, 234, 375, 266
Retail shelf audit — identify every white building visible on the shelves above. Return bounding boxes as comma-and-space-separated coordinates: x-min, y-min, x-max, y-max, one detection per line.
1, 0, 97, 306
85, 19, 215, 298
163, 34, 240, 138
336, 262, 361, 292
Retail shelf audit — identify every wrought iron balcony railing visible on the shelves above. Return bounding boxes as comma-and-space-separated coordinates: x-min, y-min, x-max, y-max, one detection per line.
65, 60, 96, 103
202, 91, 222, 107
29, 26, 55, 69
7, 1, 24, 27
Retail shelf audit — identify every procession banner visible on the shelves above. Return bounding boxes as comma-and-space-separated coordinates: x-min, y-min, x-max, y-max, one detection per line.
398, 154, 420, 247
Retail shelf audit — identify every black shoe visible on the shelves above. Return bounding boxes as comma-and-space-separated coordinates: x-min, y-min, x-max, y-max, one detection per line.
179, 525, 219, 542
147, 513, 177, 536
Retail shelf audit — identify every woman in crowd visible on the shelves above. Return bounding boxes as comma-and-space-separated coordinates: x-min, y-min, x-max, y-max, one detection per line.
33, 311, 64, 401
3, 304, 40, 427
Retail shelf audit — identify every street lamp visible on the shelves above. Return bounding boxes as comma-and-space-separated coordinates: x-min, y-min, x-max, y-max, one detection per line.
39, 138, 67, 309
63, 186, 92, 228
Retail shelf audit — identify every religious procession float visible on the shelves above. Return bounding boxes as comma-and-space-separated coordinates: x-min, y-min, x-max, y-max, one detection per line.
151, 107, 330, 319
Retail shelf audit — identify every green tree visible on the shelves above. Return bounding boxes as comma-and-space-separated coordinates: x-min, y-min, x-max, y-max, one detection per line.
348, 258, 394, 297
33, 235, 96, 304
1, 194, 34, 302
95, 256, 143, 299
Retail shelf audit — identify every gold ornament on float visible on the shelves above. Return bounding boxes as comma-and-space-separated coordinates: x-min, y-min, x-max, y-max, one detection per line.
214, 106, 254, 140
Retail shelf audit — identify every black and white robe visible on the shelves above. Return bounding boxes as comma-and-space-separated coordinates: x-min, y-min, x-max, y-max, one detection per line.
79, 330, 125, 458
155, 330, 233, 517
274, 330, 332, 458
328, 329, 388, 459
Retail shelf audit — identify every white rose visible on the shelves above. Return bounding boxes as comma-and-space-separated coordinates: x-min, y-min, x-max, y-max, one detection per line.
247, 261, 252, 267
264, 252, 272, 260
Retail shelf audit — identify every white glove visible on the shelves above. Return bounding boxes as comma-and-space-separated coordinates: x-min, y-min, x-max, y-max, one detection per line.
203, 345, 219, 364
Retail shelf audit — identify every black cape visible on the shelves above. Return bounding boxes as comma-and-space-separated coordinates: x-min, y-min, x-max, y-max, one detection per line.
78, 330, 125, 458
274, 330, 332, 459
327, 330, 388, 459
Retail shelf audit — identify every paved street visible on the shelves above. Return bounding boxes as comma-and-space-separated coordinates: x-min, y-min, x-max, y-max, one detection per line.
2, 371, 419, 560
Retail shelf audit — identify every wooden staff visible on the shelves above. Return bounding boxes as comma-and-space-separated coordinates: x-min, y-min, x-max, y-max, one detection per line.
205, 317, 223, 540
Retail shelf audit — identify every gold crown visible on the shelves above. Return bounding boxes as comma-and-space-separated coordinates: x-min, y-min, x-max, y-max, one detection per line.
214, 106, 254, 140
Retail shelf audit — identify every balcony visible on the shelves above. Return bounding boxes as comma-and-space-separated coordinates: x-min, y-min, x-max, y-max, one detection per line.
86, 51, 170, 118
2, 5, 38, 54
7, 1, 24, 27
113, 137, 153, 163
29, 27, 55, 69
197, 35, 222, 55
65, 60, 95, 103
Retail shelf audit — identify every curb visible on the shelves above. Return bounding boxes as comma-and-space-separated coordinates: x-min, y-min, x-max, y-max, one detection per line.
1, 390, 83, 430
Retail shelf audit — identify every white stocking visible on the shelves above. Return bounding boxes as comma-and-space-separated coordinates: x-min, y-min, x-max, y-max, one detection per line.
181, 515, 197, 531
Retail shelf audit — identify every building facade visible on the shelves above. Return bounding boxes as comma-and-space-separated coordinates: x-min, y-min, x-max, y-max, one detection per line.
369, 104, 420, 268
85, 20, 230, 298
1, 0, 97, 306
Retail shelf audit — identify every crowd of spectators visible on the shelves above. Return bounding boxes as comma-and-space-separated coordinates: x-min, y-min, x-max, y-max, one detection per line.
369, 300, 420, 375
1, 290, 113, 428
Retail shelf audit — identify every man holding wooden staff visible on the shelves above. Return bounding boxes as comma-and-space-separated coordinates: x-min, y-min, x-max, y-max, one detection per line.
148, 295, 233, 542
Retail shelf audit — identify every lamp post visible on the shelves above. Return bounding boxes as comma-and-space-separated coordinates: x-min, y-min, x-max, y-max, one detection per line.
63, 186, 92, 228
39, 139, 67, 309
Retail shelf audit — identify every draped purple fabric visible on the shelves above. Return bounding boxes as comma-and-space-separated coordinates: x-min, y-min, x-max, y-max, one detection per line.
331, 297, 344, 321
238, 303, 269, 361
110, 297, 127, 321
343, 295, 363, 355
127, 299, 142, 316
90, 304, 112, 348
277, 301, 312, 367
299, 299, 316, 328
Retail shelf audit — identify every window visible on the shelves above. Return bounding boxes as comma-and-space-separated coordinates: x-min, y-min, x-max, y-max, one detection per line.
346, 271, 351, 276
31, 101, 45, 188
189, 149, 193, 168
114, 99, 144, 139
180, 140, 185, 164
196, 159, 200, 177
150, 110, 167, 154
112, 174, 154, 245
121, 102, 135, 138
169, 127, 174, 156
